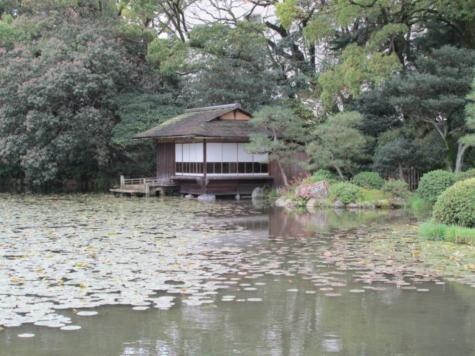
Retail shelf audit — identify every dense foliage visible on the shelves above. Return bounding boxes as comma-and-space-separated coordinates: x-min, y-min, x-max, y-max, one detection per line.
416, 170, 455, 203
381, 180, 409, 198
433, 178, 475, 228
311, 169, 337, 183
247, 104, 308, 187
329, 182, 362, 205
1, 0, 475, 191
352, 172, 384, 189
455, 168, 475, 182
307, 112, 367, 179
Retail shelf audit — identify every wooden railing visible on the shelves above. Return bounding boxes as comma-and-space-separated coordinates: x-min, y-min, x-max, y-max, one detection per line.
120, 176, 174, 188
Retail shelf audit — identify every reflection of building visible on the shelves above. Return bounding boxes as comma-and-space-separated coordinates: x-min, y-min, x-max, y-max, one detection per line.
205, 214, 271, 240
269, 209, 331, 237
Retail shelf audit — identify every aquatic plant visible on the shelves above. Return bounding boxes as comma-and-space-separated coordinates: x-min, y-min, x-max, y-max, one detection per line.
420, 222, 475, 245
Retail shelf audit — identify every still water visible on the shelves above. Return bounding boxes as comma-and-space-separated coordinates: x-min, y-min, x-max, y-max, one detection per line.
0, 195, 474, 356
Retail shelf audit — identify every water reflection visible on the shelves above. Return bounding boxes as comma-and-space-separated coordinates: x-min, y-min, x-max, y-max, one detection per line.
0, 196, 474, 356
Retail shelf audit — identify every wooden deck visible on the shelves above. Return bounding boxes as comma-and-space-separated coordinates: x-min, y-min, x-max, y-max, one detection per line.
110, 176, 177, 197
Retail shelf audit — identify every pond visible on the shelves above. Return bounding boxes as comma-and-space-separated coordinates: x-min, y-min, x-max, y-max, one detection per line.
0, 194, 474, 356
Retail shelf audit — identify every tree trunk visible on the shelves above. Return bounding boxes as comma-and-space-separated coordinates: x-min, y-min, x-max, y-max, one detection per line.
398, 163, 404, 180
277, 160, 289, 187
455, 143, 470, 173
334, 165, 345, 180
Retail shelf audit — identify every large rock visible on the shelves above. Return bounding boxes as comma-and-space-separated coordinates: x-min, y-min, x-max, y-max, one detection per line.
251, 187, 265, 200
306, 198, 318, 213
334, 200, 345, 209
296, 181, 330, 200
197, 194, 216, 202
275, 196, 295, 208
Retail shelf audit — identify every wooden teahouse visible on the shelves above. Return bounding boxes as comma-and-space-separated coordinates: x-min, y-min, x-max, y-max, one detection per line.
113, 103, 305, 197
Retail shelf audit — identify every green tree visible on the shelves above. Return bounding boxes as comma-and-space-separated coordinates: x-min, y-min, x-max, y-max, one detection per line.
307, 111, 367, 179
459, 77, 475, 171
247, 105, 308, 187
0, 11, 136, 188
184, 22, 284, 111
278, 0, 475, 110
386, 46, 475, 172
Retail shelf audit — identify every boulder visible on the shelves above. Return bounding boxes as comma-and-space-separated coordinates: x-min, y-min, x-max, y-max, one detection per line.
275, 196, 295, 208
306, 198, 318, 213
296, 181, 330, 200
334, 200, 345, 209
197, 194, 216, 202
251, 187, 265, 200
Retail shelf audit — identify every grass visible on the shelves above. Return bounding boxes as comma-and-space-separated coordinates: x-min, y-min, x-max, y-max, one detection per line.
358, 188, 391, 202
419, 222, 475, 245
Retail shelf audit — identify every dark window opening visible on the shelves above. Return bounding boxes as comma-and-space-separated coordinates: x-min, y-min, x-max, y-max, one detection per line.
177, 162, 268, 174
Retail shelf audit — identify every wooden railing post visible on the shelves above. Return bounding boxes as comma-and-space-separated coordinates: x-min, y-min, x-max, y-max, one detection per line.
120, 175, 125, 188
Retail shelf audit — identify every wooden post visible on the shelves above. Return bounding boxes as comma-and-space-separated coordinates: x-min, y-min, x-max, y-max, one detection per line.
202, 139, 207, 194
145, 182, 150, 197
120, 175, 125, 188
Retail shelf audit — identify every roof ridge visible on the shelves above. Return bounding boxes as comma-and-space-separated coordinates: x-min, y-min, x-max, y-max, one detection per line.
185, 103, 241, 112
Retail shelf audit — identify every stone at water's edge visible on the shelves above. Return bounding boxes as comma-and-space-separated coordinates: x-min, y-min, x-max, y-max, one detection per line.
296, 180, 329, 200
251, 187, 265, 200
274, 196, 295, 208
334, 200, 344, 208
197, 194, 216, 202
306, 198, 318, 213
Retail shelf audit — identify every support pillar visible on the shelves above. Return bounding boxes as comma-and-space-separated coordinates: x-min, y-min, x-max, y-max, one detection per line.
202, 139, 207, 194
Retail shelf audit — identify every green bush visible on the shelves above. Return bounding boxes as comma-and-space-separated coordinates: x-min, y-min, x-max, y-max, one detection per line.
352, 171, 384, 189
330, 182, 362, 204
433, 178, 475, 227
416, 169, 454, 203
419, 222, 475, 245
311, 169, 337, 182
455, 168, 475, 182
381, 179, 409, 198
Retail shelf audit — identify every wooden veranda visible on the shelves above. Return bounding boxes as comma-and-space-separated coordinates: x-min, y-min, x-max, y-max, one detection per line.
110, 176, 177, 197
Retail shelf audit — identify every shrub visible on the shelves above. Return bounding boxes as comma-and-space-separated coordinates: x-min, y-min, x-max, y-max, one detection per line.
433, 178, 475, 227
352, 172, 384, 189
311, 169, 337, 182
419, 222, 475, 245
360, 189, 389, 202
330, 182, 362, 204
416, 169, 454, 203
455, 168, 475, 182
382, 179, 409, 198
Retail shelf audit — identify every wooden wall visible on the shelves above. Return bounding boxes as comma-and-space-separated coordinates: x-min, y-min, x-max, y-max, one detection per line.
156, 142, 175, 180
270, 151, 309, 187
174, 177, 273, 196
